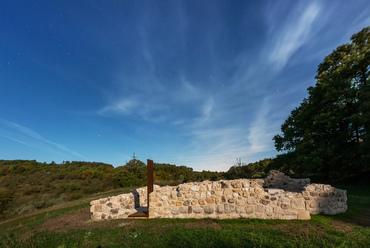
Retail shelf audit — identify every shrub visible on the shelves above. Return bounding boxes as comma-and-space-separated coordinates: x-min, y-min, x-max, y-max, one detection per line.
0, 189, 14, 217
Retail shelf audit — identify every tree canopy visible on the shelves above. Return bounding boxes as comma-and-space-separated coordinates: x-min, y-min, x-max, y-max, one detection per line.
273, 27, 370, 183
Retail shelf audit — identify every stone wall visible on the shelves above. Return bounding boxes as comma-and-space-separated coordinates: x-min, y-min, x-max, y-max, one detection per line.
90, 170, 347, 220
90, 193, 136, 220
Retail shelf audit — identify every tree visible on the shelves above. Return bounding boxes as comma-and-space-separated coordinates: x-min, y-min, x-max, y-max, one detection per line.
273, 27, 370, 182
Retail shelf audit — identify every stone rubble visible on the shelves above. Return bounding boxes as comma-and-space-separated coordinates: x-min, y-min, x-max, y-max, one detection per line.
90, 170, 347, 220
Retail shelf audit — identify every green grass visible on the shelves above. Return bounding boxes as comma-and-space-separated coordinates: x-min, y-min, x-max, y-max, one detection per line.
0, 185, 369, 248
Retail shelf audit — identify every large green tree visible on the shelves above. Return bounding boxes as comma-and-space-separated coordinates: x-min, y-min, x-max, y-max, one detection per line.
273, 27, 370, 182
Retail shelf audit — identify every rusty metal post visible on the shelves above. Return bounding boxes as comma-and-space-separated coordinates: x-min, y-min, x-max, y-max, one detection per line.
147, 159, 154, 215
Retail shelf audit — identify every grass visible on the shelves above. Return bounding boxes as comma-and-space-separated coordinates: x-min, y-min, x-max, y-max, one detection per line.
0, 185, 369, 248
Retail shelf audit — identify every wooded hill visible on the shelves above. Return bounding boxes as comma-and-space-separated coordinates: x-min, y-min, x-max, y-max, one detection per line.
0, 158, 274, 219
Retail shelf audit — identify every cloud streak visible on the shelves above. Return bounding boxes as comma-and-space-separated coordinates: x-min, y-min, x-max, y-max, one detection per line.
267, 1, 321, 72
0, 118, 89, 160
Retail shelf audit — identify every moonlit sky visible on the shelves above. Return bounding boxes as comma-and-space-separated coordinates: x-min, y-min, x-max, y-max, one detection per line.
1, 1, 369, 171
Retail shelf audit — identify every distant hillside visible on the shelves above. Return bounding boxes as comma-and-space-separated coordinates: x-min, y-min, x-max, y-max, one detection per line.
0, 159, 228, 219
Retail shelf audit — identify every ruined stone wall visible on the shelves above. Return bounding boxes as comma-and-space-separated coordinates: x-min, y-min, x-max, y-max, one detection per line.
90, 193, 136, 220
90, 171, 347, 220
303, 183, 347, 215
263, 170, 310, 192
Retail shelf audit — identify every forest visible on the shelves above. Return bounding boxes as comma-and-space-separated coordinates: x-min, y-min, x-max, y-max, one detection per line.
273, 27, 369, 183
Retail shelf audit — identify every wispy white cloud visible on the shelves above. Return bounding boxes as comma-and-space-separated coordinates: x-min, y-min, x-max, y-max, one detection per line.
0, 133, 33, 147
0, 118, 89, 160
97, 96, 139, 116
93, 1, 325, 171
247, 97, 274, 153
266, 1, 321, 72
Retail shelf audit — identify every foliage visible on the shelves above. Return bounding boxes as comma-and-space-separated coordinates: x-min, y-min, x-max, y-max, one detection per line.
0, 189, 14, 217
224, 159, 273, 180
273, 27, 370, 183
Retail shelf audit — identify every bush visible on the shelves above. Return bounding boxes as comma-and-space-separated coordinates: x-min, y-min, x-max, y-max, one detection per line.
0, 189, 14, 217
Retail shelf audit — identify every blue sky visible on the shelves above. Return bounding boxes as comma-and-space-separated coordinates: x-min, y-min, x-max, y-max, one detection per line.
1, 1, 369, 171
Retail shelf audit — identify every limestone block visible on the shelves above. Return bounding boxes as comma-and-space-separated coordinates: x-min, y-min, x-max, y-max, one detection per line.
291, 197, 305, 210
224, 188, 233, 196
216, 205, 224, 214
171, 208, 179, 215
254, 188, 264, 194
247, 197, 256, 205
319, 199, 329, 207
273, 207, 284, 214
243, 192, 250, 198
93, 205, 102, 212
310, 192, 319, 197
204, 205, 214, 214
256, 205, 265, 213
250, 181, 259, 188
193, 206, 203, 214
224, 204, 235, 213
265, 206, 273, 213
315, 185, 323, 192
193, 193, 200, 199
170, 192, 177, 199
281, 203, 290, 209
212, 181, 222, 189
260, 199, 270, 205
230, 214, 240, 219
264, 188, 284, 194
255, 213, 266, 219
242, 182, 250, 188
110, 208, 119, 215
215, 190, 223, 197
179, 207, 187, 213
283, 215, 297, 220
232, 193, 239, 198
199, 186, 207, 192
190, 185, 199, 192
179, 185, 190, 192
297, 210, 310, 220
221, 181, 231, 188
236, 206, 245, 213
188, 206, 192, 213
319, 192, 329, 197
309, 201, 319, 208
246, 206, 254, 214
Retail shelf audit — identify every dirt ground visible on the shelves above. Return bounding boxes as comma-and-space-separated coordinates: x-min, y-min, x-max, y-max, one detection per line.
36, 206, 369, 234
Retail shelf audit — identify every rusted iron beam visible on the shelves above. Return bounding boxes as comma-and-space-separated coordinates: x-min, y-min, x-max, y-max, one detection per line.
147, 159, 154, 215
